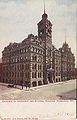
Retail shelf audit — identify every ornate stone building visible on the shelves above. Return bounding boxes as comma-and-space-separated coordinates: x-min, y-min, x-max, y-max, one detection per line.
2, 10, 75, 88
59, 42, 75, 81
2, 11, 54, 87
2, 34, 44, 87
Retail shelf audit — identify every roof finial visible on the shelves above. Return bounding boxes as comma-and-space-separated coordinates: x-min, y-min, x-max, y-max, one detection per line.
65, 29, 67, 43
44, 0, 45, 13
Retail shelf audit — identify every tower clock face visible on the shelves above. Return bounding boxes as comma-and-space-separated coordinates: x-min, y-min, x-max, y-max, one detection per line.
38, 16, 52, 43
40, 29, 44, 35
46, 26, 51, 37
47, 28, 51, 35
46, 22, 52, 35
46, 27, 51, 36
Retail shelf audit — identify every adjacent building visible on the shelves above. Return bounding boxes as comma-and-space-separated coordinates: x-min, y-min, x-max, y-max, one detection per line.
59, 42, 75, 81
75, 68, 77, 79
0, 58, 2, 82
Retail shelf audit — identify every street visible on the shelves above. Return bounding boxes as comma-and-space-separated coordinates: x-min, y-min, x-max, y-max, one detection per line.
0, 79, 76, 100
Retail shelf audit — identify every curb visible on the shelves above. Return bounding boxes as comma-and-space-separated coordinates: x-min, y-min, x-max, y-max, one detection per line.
0, 79, 76, 91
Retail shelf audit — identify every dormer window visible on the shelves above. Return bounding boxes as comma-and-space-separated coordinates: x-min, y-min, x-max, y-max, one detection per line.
40, 29, 44, 35
40, 32, 42, 35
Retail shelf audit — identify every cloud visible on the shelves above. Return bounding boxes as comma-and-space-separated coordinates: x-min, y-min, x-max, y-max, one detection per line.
0, 0, 76, 63
56, 0, 77, 6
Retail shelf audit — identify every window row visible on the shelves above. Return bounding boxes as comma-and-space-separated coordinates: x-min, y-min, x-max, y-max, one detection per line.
3, 56, 30, 64
32, 64, 42, 70
11, 56, 30, 63
32, 55, 43, 62
56, 72, 61, 76
11, 47, 30, 56
3, 72, 42, 78
31, 47, 43, 54
3, 72, 30, 78
32, 72, 42, 78
2, 64, 30, 71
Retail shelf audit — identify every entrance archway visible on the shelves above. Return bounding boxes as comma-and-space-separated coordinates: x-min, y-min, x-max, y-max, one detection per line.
38, 81, 42, 86
32, 81, 37, 87
48, 73, 53, 83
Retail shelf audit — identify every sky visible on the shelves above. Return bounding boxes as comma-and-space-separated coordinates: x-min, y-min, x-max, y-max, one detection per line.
0, 0, 76, 64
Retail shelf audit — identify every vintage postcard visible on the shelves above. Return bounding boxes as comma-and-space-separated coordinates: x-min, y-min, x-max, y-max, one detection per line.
0, 0, 76, 119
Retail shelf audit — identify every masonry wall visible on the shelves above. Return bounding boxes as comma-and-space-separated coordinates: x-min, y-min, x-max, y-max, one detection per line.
0, 63, 2, 82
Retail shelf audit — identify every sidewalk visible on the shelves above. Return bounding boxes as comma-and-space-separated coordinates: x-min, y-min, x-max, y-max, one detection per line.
0, 79, 76, 91
30, 79, 76, 90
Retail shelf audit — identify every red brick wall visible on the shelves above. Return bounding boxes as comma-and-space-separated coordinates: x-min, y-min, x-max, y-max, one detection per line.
0, 63, 2, 82
75, 68, 77, 78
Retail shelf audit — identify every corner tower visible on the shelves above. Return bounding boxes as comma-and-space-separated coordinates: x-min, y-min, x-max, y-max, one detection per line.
37, 11, 53, 84
38, 12, 52, 47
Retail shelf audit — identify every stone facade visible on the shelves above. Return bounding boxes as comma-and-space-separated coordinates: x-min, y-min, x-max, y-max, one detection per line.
2, 34, 44, 87
38, 12, 53, 84
59, 42, 75, 81
0, 60, 2, 82
2, 11, 53, 87
75, 68, 77, 79
1, 11, 75, 88
52, 45, 61, 83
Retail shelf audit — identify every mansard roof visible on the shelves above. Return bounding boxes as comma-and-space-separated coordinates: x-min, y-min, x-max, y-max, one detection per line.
59, 41, 72, 53
62, 41, 69, 48
3, 34, 43, 52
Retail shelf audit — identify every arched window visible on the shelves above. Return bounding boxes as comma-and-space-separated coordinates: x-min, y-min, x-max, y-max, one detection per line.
28, 72, 30, 78
38, 65, 39, 70
25, 72, 27, 78
35, 64, 37, 69
32, 72, 34, 78
35, 72, 37, 78
35, 56, 37, 61
40, 65, 41, 70
40, 72, 41, 78
38, 72, 39, 78
32, 56, 34, 61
